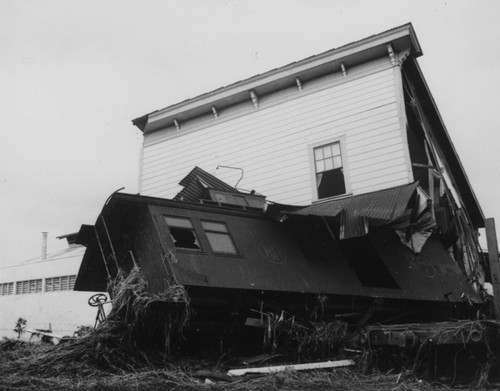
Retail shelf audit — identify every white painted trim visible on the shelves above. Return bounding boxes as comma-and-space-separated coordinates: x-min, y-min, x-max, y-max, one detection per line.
308, 136, 351, 202
143, 24, 420, 130
138, 142, 144, 194
392, 64, 414, 183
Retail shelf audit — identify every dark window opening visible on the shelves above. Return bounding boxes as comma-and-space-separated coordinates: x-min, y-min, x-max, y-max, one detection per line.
291, 216, 335, 263
317, 169, 346, 199
201, 220, 238, 255
337, 237, 399, 289
314, 142, 346, 199
165, 216, 200, 250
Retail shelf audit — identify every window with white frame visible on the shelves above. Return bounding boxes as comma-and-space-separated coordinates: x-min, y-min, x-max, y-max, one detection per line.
313, 141, 346, 199
0, 282, 14, 295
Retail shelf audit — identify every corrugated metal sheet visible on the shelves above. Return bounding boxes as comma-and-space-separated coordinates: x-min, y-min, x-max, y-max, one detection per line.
290, 182, 418, 221
175, 166, 237, 203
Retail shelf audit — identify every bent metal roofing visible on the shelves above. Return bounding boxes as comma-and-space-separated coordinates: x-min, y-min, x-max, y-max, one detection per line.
287, 182, 419, 221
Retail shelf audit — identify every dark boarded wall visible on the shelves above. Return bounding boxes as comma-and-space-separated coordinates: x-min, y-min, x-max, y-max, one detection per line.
149, 203, 478, 303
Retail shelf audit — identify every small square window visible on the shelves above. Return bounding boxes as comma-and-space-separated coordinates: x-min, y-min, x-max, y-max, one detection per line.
165, 216, 201, 250
313, 141, 346, 199
201, 221, 238, 255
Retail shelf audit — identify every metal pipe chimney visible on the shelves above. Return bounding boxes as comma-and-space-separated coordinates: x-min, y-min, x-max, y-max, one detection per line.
41, 232, 48, 260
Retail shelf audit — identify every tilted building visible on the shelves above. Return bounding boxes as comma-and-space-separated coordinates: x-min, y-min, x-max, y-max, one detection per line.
75, 24, 499, 342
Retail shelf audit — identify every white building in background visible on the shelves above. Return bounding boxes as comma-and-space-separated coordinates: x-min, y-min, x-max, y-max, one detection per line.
0, 233, 107, 339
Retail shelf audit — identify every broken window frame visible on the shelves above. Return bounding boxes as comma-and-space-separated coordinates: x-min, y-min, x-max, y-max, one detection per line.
201, 220, 239, 256
310, 138, 350, 201
164, 215, 202, 251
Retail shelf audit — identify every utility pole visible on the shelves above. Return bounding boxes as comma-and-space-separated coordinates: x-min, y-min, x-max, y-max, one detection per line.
485, 218, 500, 318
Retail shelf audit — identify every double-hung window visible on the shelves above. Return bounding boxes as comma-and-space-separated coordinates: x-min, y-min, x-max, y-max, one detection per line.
313, 141, 346, 199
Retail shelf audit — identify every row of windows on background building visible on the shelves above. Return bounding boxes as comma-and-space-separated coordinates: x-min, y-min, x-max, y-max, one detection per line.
0, 275, 76, 296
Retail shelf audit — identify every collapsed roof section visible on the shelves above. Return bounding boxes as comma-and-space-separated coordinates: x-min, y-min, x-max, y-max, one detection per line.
174, 166, 266, 210
280, 182, 435, 252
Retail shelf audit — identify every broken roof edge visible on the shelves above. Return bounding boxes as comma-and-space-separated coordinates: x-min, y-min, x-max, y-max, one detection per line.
90, 191, 270, 220
178, 166, 239, 191
132, 23, 421, 133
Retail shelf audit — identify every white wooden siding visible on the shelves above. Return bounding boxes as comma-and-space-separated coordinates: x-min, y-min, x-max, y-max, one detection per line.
140, 61, 411, 204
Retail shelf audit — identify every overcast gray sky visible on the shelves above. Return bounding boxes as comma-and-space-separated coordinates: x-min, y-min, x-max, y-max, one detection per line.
1, 0, 499, 266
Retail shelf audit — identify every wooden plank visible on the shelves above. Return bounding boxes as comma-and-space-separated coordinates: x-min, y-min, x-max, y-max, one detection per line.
485, 218, 500, 318
25, 328, 71, 340
227, 359, 354, 376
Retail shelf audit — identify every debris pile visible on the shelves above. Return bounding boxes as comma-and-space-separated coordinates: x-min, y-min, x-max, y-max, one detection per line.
1, 266, 190, 375
1, 267, 499, 390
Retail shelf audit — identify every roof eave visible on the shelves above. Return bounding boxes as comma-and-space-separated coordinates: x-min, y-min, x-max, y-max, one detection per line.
135, 23, 421, 134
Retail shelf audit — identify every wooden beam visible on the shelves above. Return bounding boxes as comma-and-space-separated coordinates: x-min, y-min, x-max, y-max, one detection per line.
227, 359, 354, 376
485, 218, 500, 318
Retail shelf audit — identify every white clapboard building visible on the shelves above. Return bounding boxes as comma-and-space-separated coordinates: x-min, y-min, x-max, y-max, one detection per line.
133, 24, 482, 226
129, 23, 494, 303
